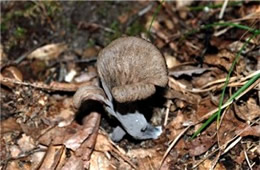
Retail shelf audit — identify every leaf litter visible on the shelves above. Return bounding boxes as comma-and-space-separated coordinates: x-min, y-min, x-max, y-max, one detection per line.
1, 1, 259, 169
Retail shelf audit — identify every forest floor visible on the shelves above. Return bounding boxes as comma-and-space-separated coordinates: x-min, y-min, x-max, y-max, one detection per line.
1, 1, 260, 170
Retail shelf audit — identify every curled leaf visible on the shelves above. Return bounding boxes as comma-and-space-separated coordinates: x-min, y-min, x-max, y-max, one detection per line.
27, 43, 67, 61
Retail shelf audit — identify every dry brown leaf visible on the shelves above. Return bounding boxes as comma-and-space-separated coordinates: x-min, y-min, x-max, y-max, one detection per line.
9, 145, 21, 158
187, 136, 216, 156
81, 47, 99, 58
198, 159, 226, 170
204, 49, 235, 71
92, 133, 125, 169
118, 13, 129, 24
166, 110, 186, 140
234, 150, 246, 165
74, 112, 101, 168
169, 67, 211, 78
89, 151, 116, 170
64, 112, 100, 151
65, 69, 77, 83
164, 19, 174, 30
218, 110, 246, 146
168, 78, 201, 104
165, 55, 179, 69
74, 72, 97, 83
39, 145, 65, 170
61, 155, 84, 170
57, 109, 75, 127
127, 148, 164, 170
30, 150, 46, 170
44, 98, 75, 128
94, 133, 114, 152
6, 160, 31, 170
196, 98, 216, 119
27, 43, 67, 61
235, 98, 260, 122
94, 132, 137, 169
17, 134, 36, 152
236, 125, 260, 137
176, 0, 193, 8
1, 66, 23, 81
1, 117, 22, 134
38, 122, 80, 146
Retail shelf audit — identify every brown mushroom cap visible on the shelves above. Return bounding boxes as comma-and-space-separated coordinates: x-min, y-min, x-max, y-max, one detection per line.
97, 36, 168, 103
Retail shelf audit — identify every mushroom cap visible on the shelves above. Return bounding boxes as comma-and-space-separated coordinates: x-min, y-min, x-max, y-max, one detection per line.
97, 36, 168, 103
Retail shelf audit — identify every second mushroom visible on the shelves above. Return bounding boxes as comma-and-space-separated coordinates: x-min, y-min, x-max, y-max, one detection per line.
73, 36, 168, 141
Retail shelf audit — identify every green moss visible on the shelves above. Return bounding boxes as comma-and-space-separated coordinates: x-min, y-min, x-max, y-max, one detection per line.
87, 38, 96, 48
97, 2, 110, 18
44, 1, 61, 17
14, 26, 27, 39
126, 20, 145, 36
0, 23, 7, 32
105, 20, 122, 43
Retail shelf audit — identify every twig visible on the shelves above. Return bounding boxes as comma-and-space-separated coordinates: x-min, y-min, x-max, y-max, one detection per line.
219, 0, 229, 19
244, 149, 254, 170
223, 136, 242, 154
0, 76, 94, 92
193, 118, 260, 169
159, 126, 191, 170
126, 3, 153, 28
191, 75, 260, 138
163, 100, 172, 126
209, 151, 221, 170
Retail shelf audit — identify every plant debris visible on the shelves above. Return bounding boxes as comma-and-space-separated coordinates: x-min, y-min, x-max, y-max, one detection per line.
1, 1, 259, 169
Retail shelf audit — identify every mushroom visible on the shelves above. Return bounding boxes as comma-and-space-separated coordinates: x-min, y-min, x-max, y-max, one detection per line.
74, 36, 168, 141
97, 36, 168, 103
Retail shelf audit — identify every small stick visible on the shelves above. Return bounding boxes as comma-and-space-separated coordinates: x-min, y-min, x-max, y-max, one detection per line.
219, 0, 229, 19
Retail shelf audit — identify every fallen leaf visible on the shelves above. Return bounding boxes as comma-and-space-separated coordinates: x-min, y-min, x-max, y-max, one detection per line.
170, 67, 211, 78
61, 155, 84, 170
30, 150, 46, 169
39, 145, 65, 170
65, 69, 77, 83
165, 55, 179, 69
187, 135, 216, 156
64, 112, 100, 151
38, 122, 80, 146
1, 66, 23, 81
236, 125, 260, 137
198, 159, 226, 170
89, 151, 115, 170
127, 148, 164, 170
27, 43, 67, 61
218, 110, 246, 146
235, 98, 260, 122
9, 145, 21, 158
1, 117, 22, 134
204, 49, 235, 71
6, 160, 31, 170
75, 112, 101, 168
82, 47, 99, 58
17, 134, 36, 152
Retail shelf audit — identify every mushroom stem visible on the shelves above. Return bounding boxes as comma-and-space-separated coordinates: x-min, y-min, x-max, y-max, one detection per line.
104, 104, 162, 141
